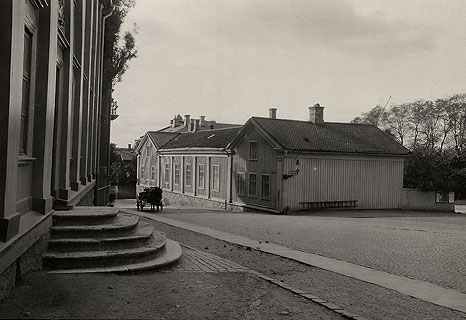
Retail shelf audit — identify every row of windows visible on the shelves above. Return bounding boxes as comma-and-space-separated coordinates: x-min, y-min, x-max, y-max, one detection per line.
148, 162, 219, 192
237, 172, 270, 200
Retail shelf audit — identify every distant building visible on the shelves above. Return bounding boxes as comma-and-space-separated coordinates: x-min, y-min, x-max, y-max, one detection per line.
136, 106, 409, 212
0, 0, 113, 299
115, 144, 137, 163
160, 114, 242, 133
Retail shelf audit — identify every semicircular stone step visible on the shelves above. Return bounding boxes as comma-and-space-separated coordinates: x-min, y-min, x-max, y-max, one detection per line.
50, 213, 139, 239
47, 224, 162, 252
47, 239, 182, 274
43, 233, 167, 270
53, 207, 119, 226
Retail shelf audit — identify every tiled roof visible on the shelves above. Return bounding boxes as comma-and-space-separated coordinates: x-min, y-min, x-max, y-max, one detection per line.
147, 131, 179, 148
162, 127, 242, 149
115, 148, 136, 161
252, 117, 409, 155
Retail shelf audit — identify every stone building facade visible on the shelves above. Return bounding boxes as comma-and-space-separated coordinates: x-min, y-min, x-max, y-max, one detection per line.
0, 0, 113, 299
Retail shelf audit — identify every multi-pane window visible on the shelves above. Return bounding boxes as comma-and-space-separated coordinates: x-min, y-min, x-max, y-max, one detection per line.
212, 165, 220, 192
249, 173, 257, 197
174, 163, 180, 185
20, 28, 34, 154
164, 162, 170, 184
249, 141, 258, 160
140, 165, 145, 180
237, 172, 246, 195
198, 164, 205, 189
151, 166, 156, 180
185, 163, 192, 187
146, 145, 150, 158
261, 174, 270, 200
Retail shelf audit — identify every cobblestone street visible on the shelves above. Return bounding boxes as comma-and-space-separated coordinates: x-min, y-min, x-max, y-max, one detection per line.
141, 206, 466, 293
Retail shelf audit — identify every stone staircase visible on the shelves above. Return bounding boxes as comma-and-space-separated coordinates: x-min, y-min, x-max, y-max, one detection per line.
43, 207, 182, 273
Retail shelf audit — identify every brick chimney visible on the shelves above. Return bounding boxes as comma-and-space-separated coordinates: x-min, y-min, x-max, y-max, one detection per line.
309, 103, 324, 124
200, 115, 205, 127
128, 143, 131, 150
184, 115, 191, 128
269, 108, 277, 119
193, 119, 199, 132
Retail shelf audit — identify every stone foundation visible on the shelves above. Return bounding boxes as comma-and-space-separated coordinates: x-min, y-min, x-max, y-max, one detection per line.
0, 233, 49, 301
77, 188, 95, 206
0, 263, 16, 301
162, 191, 243, 212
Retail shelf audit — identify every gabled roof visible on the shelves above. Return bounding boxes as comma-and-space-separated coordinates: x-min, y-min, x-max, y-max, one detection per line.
229, 117, 409, 156
147, 131, 179, 148
115, 148, 136, 161
162, 127, 242, 150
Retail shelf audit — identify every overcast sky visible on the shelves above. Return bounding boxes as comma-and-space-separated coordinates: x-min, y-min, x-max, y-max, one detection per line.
111, 0, 466, 147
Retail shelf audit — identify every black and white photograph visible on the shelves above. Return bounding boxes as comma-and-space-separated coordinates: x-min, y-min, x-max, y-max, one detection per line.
1, 0, 466, 319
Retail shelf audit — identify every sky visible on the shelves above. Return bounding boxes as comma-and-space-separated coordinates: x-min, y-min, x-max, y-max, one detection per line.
111, 0, 466, 147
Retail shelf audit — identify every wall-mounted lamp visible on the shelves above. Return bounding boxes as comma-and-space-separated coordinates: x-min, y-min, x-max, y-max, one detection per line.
283, 159, 300, 180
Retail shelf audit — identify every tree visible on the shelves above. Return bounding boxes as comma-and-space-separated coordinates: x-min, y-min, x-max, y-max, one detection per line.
351, 105, 387, 127
109, 143, 137, 186
353, 93, 466, 197
97, 0, 137, 204
383, 103, 411, 146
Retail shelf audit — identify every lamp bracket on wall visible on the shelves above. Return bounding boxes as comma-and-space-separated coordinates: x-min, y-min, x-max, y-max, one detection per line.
282, 159, 300, 180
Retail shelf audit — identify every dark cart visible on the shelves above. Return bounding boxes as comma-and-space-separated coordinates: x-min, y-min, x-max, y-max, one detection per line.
137, 187, 163, 212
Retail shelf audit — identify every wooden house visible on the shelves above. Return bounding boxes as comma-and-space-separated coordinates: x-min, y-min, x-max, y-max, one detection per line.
136, 127, 242, 209
227, 106, 410, 212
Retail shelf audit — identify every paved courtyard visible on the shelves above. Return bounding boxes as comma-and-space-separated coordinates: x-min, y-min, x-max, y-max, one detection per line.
117, 200, 466, 293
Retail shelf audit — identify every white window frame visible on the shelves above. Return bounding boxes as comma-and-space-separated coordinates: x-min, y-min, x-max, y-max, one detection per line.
174, 162, 180, 185
164, 162, 170, 185
185, 162, 192, 187
237, 172, 246, 196
151, 166, 156, 181
198, 164, 205, 189
249, 141, 258, 160
248, 173, 257, 198
261, 174, 270, 200
212, 165, 220, 192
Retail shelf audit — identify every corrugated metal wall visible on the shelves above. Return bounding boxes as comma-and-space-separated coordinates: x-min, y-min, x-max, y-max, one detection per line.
282, 155, 404, 210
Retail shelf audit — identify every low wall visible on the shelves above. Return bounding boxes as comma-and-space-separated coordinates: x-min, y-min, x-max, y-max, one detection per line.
113, 185, 136, 199
402, 188, 455, 212
162, 190, 243, 212
0, 233, 49, 301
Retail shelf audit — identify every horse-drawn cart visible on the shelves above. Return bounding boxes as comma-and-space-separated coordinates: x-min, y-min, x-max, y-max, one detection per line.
136, 187, 163, 212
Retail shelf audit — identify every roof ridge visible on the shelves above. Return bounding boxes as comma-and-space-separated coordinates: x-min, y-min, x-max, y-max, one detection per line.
252, 116, 376, 127
176, 126, 242, 135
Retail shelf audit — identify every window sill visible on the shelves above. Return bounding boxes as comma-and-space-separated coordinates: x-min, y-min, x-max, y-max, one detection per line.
18, 155, 36, 166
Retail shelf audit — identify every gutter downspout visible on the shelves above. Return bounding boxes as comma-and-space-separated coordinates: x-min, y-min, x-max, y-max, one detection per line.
95, 0, 114, 205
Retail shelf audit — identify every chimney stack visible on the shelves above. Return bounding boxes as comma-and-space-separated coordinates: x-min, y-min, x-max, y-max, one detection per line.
269, 108, 277, 119
170, 119, 175, 128
193, 119, 199, 132
308, 103, 324, 124
199, 115, 205, 127
128, 143, 131, 150
184, 115, 191, 128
